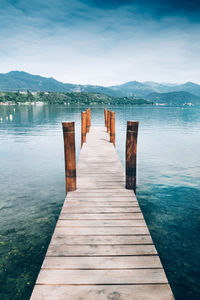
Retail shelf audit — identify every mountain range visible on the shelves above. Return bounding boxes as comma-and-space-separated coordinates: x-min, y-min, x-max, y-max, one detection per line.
1, 71, 200, 104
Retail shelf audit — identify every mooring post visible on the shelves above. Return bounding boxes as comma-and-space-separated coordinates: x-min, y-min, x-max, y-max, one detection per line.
81, 111, 87, 147
86, 108, 90, 133
104, 108, 108, 127
62, 122, 76, 194
88, 108, 91, 130
107, 110, 111, 133
110, 111, 115, 146
126, 121, 139, 193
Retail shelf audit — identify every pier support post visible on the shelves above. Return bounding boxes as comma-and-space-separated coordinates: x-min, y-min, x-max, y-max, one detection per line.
81, 111, 87, 147
86, 108, 90, 133
88, 108, 91, 130
110, 111, 115, 146
107, 110, 111, 133
126, 121, 139, 193
104, 108, 108, 127
62, 122, 76, 194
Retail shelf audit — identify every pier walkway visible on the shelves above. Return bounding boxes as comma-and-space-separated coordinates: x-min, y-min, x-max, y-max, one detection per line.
31, 127, 174, 300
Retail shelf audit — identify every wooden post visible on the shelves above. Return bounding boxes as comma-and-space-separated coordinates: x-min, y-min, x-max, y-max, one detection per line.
104, 108, 108, 127
62, 122, 76, 194
86, 108, 90, 133
90, 108, 91, 126
81, 111, 87, 147
88, 108, 91, 130
126, 121, 139, 193
110, 111, 115, 146
107, 110, 111, 133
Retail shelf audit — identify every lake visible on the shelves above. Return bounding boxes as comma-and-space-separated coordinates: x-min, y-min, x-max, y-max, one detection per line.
0, 104, 200, 299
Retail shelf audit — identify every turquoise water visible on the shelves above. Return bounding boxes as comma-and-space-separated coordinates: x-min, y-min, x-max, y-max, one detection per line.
0, 104, 200, 299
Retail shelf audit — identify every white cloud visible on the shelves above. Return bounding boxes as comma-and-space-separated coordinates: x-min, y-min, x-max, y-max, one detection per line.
0, 1, 200, 85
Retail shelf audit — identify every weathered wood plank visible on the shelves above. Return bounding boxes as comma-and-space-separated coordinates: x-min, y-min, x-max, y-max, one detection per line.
67, 190, 135, 196
57, 219, 146, 227
36, 269, 168, 284
47, 244, 157, 256
31, 284, 174, 300
62, 207, 142, 213
42, 255, 162, 269
59, 212, 144, 219
64, 202, 139, 207
65, 197, 137, 202
50, 234, 153, 245
52, 226, 149, 235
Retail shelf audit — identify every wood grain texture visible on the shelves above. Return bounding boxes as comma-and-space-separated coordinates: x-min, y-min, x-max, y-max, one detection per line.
31, 126, 173, 300
61, 207, 142, 213
42, 255, 162, 269
57, 219, 146, 227
31, 284, 174, 300
50, 234, 153, 245
59, 212, 144, 219
86, 108, 90, 133
81, 111, 86, 147
62, 122, 76, 193
46, 244, 157, 256
126, 121, 139, 192
51, 226, 150, 235
110, 111, 115, 146
104, 108, 107, 127
107, 110, 111, 133
36, 269, 168, 284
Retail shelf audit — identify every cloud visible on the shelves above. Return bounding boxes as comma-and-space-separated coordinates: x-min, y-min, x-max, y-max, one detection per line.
0, 0, 200, 85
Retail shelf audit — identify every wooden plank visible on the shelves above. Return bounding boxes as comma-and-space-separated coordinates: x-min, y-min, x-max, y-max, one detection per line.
64, 202, 139, 208
31, 284, 174, 300
52, 226, 149, 235
36, 269, 168, 284
50, 234, 153, 245
67, 195, 136, 199
59, 212, 144, 219
62, 207, 142, 213
47, 244, 157, 256
67, 190, 135, 196
77, 175, 125, 179
65, 197, 137, 202
57, 219, 146, 227
42, 255, 162, 269
77, 185, 126, 189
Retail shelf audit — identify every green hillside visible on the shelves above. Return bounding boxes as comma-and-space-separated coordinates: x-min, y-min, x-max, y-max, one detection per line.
0, 91, 152, 105
146, 91, 200, 105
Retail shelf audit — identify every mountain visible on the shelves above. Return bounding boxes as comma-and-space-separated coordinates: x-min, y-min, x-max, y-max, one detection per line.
0, 71, 114, 95
1, 71, 200, 100
108, 81, 200, 97
146, 91, 200, 105
0, 71, 79, 92
108, 81, 154, 97
171, 82, 200, 97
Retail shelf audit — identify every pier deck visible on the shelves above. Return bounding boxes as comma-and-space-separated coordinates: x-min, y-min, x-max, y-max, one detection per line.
31, 127, 174, 300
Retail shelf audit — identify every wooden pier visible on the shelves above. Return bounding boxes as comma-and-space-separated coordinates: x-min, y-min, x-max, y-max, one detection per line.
31, 120, 174, 299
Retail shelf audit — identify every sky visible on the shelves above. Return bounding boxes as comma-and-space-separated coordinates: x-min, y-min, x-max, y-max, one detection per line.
0, 0, 200, 86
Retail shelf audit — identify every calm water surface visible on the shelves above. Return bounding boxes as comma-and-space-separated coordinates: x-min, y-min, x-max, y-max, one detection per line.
0, 104, 200, 299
